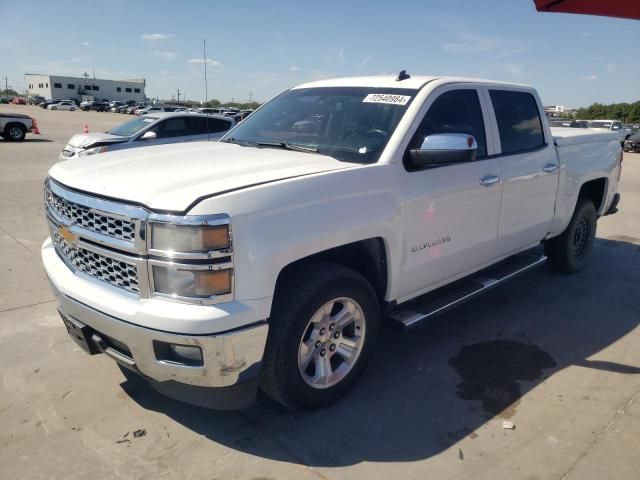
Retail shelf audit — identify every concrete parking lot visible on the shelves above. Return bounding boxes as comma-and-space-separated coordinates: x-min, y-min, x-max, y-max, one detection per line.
1, 104, 639, 480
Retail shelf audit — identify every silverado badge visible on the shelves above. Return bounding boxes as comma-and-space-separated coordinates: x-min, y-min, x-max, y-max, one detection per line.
412, 235, 451, 252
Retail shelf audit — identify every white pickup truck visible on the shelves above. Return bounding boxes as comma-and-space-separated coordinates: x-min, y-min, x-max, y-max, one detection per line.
42, 73, 622, 410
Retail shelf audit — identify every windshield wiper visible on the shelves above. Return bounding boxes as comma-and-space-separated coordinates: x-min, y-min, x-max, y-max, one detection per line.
220, 137, 255, 147
256, 141, 318, 153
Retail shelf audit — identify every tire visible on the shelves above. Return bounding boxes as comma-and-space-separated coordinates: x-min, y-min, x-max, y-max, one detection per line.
544, 198, 597, 273
261, 263, 380, 409
4, 123, 26, 141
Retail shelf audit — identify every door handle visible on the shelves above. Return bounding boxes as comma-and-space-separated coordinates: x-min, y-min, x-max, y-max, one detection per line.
479, 175, 501, 186
543, 163, 559, 173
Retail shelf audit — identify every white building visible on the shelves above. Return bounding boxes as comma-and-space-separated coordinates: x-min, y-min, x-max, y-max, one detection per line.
544, 105, 577, 118
25, 74, 146, 102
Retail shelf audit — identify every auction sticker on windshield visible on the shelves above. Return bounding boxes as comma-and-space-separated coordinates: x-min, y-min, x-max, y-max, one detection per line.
363, 93, 411, 105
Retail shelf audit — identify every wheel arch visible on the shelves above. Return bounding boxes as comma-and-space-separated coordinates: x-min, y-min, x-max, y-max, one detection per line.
271, 237, 390, 316
578, 177, 607, 215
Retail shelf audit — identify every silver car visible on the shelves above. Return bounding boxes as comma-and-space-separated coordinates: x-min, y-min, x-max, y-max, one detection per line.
59, 112, 235, 161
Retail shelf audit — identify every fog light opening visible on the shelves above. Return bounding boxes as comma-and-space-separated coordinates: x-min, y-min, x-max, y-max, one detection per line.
153, 341, 203, 367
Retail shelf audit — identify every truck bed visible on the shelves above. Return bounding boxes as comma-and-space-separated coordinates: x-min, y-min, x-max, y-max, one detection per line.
551, 127, 619, 146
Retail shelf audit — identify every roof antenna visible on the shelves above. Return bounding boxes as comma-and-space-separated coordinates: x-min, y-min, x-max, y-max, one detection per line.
396, 70, 411, 81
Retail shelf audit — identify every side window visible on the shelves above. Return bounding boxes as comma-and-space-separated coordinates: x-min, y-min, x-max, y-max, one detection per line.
489, 90, 545, 154
207, 118, 233, 134
408, 89, 487, 159
186, 117, 208, 135
158, 118, 188, 138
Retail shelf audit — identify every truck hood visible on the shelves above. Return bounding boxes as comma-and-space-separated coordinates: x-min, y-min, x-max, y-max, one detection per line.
48, 141, 353, 212
66, 132, 129, 148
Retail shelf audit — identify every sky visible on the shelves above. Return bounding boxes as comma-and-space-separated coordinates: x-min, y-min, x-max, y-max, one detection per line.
0, 0, 638, 107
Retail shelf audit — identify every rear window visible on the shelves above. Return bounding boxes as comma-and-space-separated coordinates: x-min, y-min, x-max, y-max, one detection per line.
490, 90, 545, 154
207, 118, 232, 133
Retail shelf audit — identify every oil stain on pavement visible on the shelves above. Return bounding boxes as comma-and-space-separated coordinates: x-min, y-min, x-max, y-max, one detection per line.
449, 340, 556, 417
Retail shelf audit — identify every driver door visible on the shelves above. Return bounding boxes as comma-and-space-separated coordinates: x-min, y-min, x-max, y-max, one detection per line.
397, 86, 502, 301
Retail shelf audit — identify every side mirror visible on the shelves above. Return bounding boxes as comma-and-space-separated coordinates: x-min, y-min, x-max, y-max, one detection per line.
408, 133, 477, 168
140, 131, 157, 140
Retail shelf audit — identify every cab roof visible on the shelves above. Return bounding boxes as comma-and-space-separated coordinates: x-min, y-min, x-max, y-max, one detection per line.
292, 75, 531, 90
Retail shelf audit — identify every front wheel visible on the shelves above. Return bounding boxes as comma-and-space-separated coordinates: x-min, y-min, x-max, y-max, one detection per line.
4, 123, 26, 141
545, 198, 597, 273
261, 263, 380, 409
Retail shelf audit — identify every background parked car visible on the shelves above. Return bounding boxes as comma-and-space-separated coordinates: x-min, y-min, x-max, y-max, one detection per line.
134, 105, 166, 115
10, 97, 27, 105
0, 112, 38, 141
623, 130, 640, 153
589, 119, 625, 143
109, 101, 127, 112
81, 101, 110, 112
622, 124, 639, 141
59, 112, 235, 160
48, 101, 77, 111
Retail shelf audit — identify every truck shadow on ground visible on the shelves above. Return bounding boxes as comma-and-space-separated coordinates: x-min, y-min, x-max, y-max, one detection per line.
121, 238, 640, 467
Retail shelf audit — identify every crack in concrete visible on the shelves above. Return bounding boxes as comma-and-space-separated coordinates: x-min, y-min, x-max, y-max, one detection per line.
0, 299, 56, 314
560, 387, 640, 480
0, 223, 39, 257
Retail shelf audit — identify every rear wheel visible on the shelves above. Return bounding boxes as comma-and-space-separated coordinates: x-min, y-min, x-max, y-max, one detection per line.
545, 198, 597, 273
4, 123, 26, 141
261, 263, 380, 409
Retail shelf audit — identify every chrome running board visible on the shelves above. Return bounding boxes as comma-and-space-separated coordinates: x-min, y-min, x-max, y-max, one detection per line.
389, 250, 547, 329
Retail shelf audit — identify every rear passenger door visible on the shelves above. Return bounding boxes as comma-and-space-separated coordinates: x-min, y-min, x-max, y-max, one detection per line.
486, 88, 559, 255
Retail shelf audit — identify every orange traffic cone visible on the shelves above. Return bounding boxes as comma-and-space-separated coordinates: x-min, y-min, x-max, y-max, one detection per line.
83, 124, 89, 133
32, 118, 40, 134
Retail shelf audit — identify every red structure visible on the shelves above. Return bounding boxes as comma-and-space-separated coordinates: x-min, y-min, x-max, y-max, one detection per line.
534, 0, 640, 20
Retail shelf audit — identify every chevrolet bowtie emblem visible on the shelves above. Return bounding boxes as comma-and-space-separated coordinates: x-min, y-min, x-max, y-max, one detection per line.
58, 225, 77, 243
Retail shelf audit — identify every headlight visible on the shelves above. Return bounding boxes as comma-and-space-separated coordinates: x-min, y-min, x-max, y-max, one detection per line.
78, 145, 109, 157
148, 217, 233, 303
152, 265, 232, 298
151, 223, 230, 253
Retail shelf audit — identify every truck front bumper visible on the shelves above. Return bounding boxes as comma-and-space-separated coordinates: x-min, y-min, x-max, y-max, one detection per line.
52, 285, 268, 409
43, 238, 270, 410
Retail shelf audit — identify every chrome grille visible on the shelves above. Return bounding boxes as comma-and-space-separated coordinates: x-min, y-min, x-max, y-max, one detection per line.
46, 189, 136, 242
52, 230, 140, 294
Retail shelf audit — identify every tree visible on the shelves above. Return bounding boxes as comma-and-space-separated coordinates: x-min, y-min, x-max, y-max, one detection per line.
0, 88, 19, 97
576, 101, 640, 123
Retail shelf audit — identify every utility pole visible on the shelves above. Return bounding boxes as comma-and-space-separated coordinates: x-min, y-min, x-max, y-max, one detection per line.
203, 39, 208, 105
248, 90, 253, 103
177, 88, 180, 104
4, 77, 7, 96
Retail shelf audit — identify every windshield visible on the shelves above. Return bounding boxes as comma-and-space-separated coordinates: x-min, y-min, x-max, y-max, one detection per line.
107, 116, 158, 137
222, 86, 416, 163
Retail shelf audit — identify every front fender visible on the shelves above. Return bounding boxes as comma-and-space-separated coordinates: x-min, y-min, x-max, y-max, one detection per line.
187, 164, 404, 308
